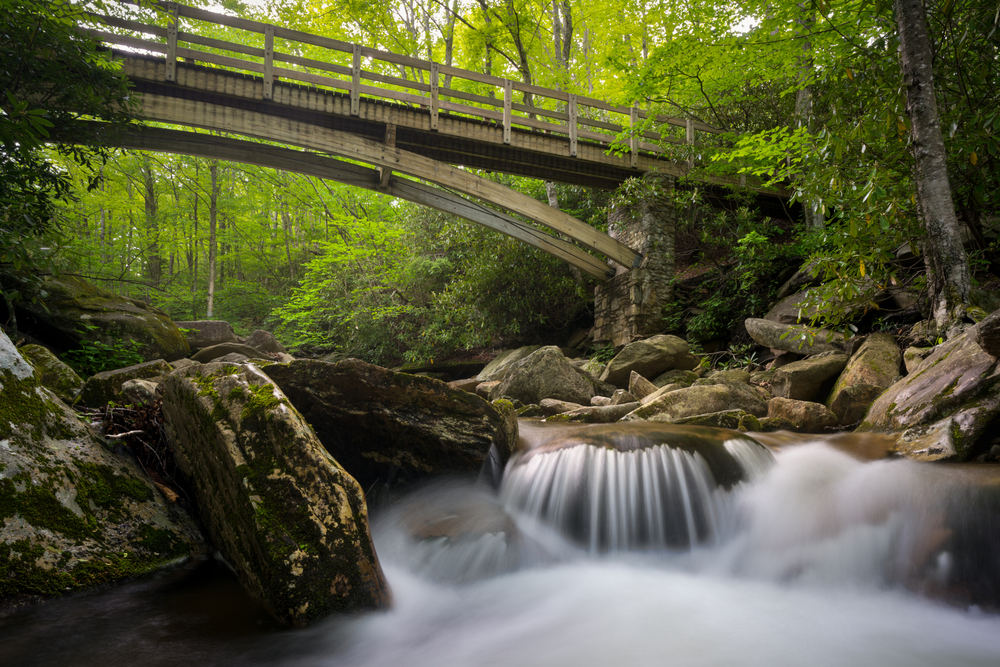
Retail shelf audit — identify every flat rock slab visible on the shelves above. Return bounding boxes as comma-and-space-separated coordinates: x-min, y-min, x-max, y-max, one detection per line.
624, 382, 767, 423
265, 359, 517, 492
745, 318, 851, 355
769, 354, 849, 402
76, 359, 173, 407
161, 362, 390, 625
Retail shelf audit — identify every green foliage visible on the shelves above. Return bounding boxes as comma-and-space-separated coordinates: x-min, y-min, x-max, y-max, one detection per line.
62, 326, 144, 377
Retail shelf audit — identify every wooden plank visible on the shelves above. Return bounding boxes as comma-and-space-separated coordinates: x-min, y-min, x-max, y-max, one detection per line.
379, 123, 396, 188
503, 80, 512, 145
175, 47, 264, 74
263, 25, 274, 100
274, 52, 352, 78
429, 63, 439, 131
165, 3, 178, 82
272, 26, 353, 54
272, 66, 350, 92
85, 13, 167, 38
512, 80, 568, 103
87, 123, 610, 278
510, 101, 567, 122
351, 44, 360, 115
178, 31, 263, 58
136, 93, 641, 267
175, 3, 266, 33
83, 29, 168, 55
568, 94, 578, 157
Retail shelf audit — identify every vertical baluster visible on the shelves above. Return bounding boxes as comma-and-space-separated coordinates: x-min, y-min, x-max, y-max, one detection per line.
502, 79, 512, 144
351, 44, 361, 116
263, 25, 274, 101
430, 62, 439, 131
568, 94, 578, 157
165, 2, 179, 83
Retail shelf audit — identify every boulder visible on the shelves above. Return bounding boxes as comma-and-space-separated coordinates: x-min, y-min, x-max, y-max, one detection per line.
118, 378, 159, 405
628, 371, 659, 400
600, 335, 697, 387
170, 358, 200, 371
0, 332, 205, 603
764, 289, 818, 325
8, 274, 189, 361
76, 359, 173, 408
974, 309, 1000, 358
17, 343, 83, 403
591, 396, 613, 406
673, 410, 762, 431
475, 380, 500, 400
540, 398, 585, 416
623, 382, 768, 423
652, 369, 699, 388
490, 346, 610, 406
264, 359, 517, 492
904, 346, 933, 374
475, 346, 542, 382
698, 369, 751, 385
243, 329, 288, 355
767, 397, 839, 433
448, 378, 481, 394
861, 323, 1000, 460
826, 333, 901, 424
555, 402, 640, 423
175, 320, 239, 350
775, 260, 821, 300
610, 389, 637, 405
745, 318, 851, 355
769, 354, 849, 402
640, 383, 683, 405
190, 343, 271, 364
161, 362, 390, 625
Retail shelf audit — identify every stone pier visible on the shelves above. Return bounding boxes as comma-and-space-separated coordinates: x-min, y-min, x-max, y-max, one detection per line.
593, 172, 676, 347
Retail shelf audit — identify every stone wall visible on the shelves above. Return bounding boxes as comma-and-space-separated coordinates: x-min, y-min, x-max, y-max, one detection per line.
593, 172, 676, 347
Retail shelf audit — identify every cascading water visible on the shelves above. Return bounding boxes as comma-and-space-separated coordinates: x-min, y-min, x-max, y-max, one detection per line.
3, 421, 1000, 667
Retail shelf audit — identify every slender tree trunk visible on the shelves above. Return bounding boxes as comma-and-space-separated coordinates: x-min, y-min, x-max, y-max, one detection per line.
141, 156, 161, 300
894, 0, 970, 336
207, 161, 218, 318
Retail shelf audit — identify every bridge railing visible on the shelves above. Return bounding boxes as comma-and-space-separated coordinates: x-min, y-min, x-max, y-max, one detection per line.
79, 1, 725, 166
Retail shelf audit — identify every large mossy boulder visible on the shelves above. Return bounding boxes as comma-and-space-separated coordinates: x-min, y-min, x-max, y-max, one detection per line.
190, 342, 271, 364
599, 335, 697, 387
174, 320, 239, 350
264, 359, 518, 493
17, 343, 83, 403
490, 346, 609, 406
160, 362, 391, 625
860, 323, 1000, 461
826, 333, 901, 425
8, 274, 189, 362
76, 359, 173, 408
0, 332, 205, 605
475, 345, 543, 382
769, 353, 850, 402
745, 318, 852, 355
623, 381, 768, 423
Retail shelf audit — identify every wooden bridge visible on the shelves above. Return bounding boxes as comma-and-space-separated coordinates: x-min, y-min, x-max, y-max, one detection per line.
77, 1, 789, 280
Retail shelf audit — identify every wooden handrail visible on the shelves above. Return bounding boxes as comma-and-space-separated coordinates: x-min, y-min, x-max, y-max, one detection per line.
82, 0, 724, 159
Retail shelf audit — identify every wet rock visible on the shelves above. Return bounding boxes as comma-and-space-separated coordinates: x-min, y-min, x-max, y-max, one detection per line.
769, 354, 849, 402
590, 396, 613, 406
175, 320, 239, 350
10, 274, 189, 362
757, 416, 798, 432
540, 398, 585, 416
265, 359, 517, 492
672, 410, 762, 431
190, 343, 271, 364
18, 344, 82, 403
767, 397, 839, 433
548, 403, 641, 424
448, 378, 480, 394
745, 318, 851, 355
243, 329, 287, 355
475, 346, 542, 382
610, 389, 637, 405
826, 333, 901, 424
1, 332, 205, 604
76, 359, 173, 408
640, 383, 683, 405
861, 324, 1000, 460
623, 382, 768, 423
599, 335, 698, 388
161, 362, 390, 625
651, 369, 698, 388
628, 371, 658, 400
490, 346, 611, 405
475, 380, 500, 399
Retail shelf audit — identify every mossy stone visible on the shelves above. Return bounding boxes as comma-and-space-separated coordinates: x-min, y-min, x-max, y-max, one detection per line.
18, 344, 83, 403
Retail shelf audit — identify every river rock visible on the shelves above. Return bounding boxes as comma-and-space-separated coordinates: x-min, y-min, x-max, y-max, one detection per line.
623, 382, 768, 423
591, 396, 613, 406
190, 342, 271, 363
904, 346, 933, 374
974, 309, 1000, 357
769, 353, 849, 402
475, 346, 542, 382
767, 397, 839, 433
18, 343, 83, 403
476, 380, 500, 399
600, 335, 697, 387
610, 389, 637, 405
652, 369, 698, 387
640, 383, 683, 405
1, 332, 205, 604
540, 398, 584, 416
244, 329, 287, 355
628, 371, 658, 399
175, 320, 239, 350
490, 346, 610, 405
8, 274, 189, 361
265, 359, 517, 492
161, 362, 390, 625
745, 318, 851, 355
76, 359, 173, 408
556, 402, 640, 423
673, 410, 762, 431
764, 289, 818, 325
826, 333, 901, 424
860, 323, 1000, 460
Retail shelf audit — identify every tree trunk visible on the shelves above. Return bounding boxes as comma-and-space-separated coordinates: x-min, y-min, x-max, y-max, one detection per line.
894, 0, 971, 336
141, 156, 161, 300
207, 161, 218, 319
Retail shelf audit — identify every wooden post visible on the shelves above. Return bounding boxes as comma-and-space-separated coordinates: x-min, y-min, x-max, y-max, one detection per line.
568, 94, 578, 157
351, 44, 361, 116
165, 2, 179, 83
263, 25, 274, 101
378, 123, 396, 189
503, 79, 512, 145
630, 104, 639, 168
686, 117, 695, 171
429, 62, 439, 131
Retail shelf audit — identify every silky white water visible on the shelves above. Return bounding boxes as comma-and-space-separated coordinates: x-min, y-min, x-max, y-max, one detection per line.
3, 437, 1000, 666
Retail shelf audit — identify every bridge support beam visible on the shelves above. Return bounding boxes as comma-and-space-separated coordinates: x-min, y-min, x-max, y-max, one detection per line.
593, 172, 677, 347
